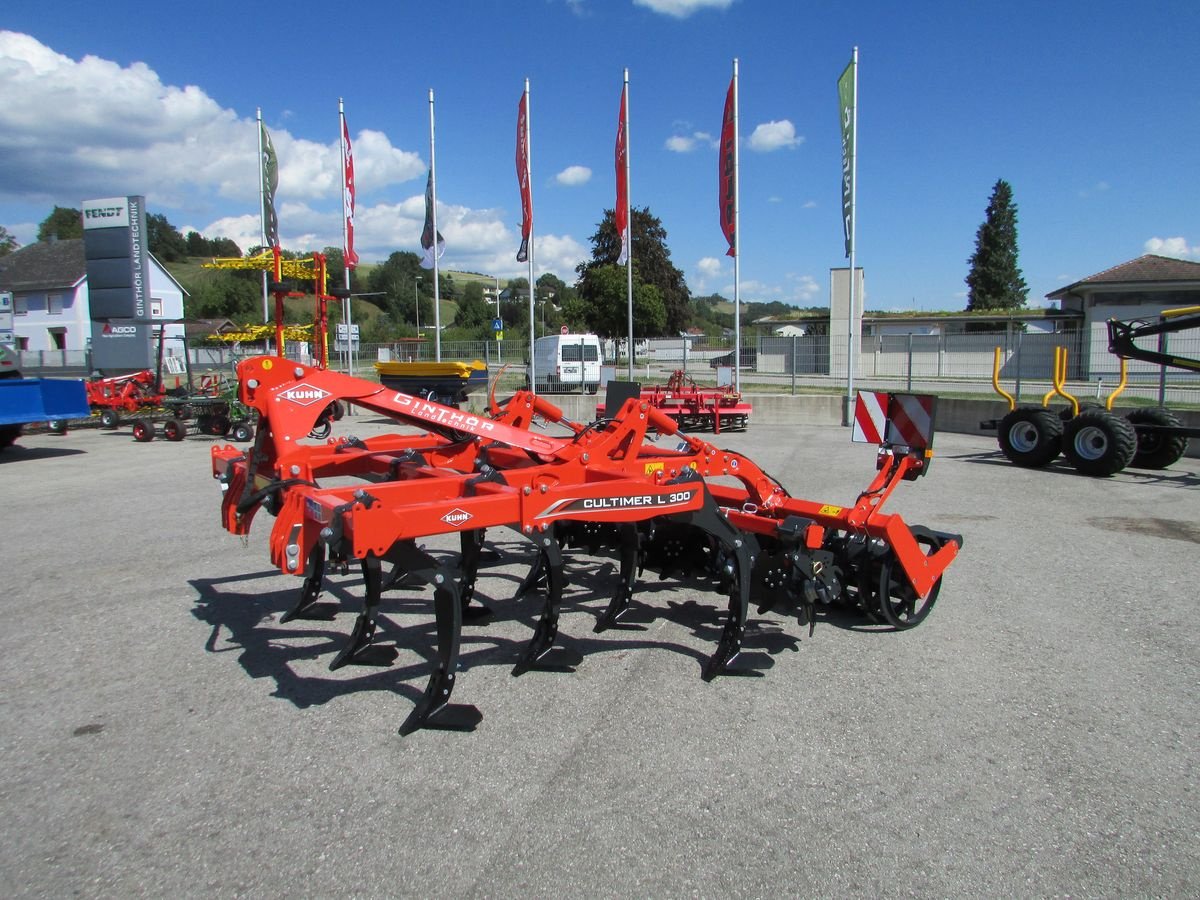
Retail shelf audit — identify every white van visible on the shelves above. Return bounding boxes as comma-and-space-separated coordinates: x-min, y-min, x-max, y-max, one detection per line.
533, 333, 602, 393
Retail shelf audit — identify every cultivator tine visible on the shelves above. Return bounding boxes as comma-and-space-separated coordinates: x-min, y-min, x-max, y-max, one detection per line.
595, 523, 640, 631
329, 556, 395, 669
458, 529, 492, 623
399, 576, 478, 735
513, 533, 567, 675
280, 544, 328, 623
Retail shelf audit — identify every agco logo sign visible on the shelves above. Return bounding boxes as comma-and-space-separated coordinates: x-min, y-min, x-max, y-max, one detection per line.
101, 323, 138, 337
278, 383, 331, 407
441, 508, 473, 527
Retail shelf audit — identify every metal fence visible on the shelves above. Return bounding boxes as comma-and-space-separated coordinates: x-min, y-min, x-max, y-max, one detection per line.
13, 325, 1199, 407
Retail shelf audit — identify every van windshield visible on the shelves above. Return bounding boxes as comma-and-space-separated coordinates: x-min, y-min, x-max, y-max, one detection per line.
561, 344, 598, 362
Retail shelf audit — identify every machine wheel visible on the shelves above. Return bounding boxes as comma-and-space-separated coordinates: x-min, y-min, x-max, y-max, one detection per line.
210, 414, 231, 436
231, 421, 254, 443
132, 420, 155, 442
99, 408, 120, 428
585, 383, 599, 395
1061, 408, 1137, 477
875, 534, 944, 629
163, 419, 187, 441
997, 406, 1062, 468
1126, 407, 1188, 470
330, 401, 345, 421
0, 423, 21, 450
46, 419, 68, 434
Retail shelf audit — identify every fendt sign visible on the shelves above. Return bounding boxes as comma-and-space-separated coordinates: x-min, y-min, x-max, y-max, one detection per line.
83, 195, 155, 371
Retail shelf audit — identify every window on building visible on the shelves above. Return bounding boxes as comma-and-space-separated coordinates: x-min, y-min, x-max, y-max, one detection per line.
14, 296, 28, 316
49, 329, 66, 350
48, 294, 63, 316
151, 299, 164, 318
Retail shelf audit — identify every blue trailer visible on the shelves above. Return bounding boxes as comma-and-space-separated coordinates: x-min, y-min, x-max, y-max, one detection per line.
0, 345, 92, 452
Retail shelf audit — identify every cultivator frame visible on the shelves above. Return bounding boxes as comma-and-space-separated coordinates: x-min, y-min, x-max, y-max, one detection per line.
211, 357, 961, 735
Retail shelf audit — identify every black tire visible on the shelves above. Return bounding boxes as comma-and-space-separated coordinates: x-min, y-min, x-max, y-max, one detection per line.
1125, 408, 1188, 470
99, 408, 120, 429
46, 419, 68, 434
997, 406, 1062, 468
210, 414, 231, 436
330, 401, 345, 421
163, 419, 187, 441
1062, 408, 1137, 477
132, 420, 155, 442
231, 421, 254, 443
0, 423, 21, 450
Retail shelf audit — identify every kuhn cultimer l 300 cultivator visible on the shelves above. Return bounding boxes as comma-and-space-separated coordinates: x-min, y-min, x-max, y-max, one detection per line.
211, 357, 962, 735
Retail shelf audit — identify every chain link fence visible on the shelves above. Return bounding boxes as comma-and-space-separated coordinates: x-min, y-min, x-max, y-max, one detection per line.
15, 324, 1199, 407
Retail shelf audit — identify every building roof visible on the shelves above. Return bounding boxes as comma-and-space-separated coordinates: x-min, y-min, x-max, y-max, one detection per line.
0, 238, 86, 292
1046, 254, 1200, 299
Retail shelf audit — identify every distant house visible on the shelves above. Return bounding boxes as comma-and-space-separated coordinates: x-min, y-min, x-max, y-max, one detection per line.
1045, 254, 1200, 377
0, 238, 187, 355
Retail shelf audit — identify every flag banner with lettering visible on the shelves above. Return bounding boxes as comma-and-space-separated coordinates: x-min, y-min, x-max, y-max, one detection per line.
341, 115, 358, 269
837, 57, 856, 258
719, 76, 736, 258
515, 91, 532, 263
419, 169, 445, 269
614, 88, 630, 266
260, 121, 279, 248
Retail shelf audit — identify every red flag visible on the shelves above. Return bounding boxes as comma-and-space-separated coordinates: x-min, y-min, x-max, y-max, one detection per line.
614, 87, 629, 266
719, 77, 736, 258
515, 91, 532, 263
341, 115, 358, 269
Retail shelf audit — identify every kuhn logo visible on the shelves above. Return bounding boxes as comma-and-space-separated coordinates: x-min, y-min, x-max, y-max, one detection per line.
101, 323, 138, 337
441, 508, 473, 527
279, 383, 330, 406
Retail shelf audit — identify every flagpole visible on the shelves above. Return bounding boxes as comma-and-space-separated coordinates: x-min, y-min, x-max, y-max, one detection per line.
847, 47, 859, 424
257, 107, 269, 324
524, 79, 536, 391
732, 59, 741, 393
339, 98, 352, 373
429, 88, 441, 361
623, 68, 633, 380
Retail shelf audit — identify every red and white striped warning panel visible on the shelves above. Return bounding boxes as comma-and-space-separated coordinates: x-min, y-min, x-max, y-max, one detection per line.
852, 391, 936, 447
852, 391, 888, 443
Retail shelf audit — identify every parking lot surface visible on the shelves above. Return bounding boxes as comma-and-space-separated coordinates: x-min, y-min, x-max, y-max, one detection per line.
1, 416, 1197, 897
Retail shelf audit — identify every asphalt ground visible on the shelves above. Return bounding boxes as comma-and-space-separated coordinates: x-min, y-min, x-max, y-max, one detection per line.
1, 413, 1197, 898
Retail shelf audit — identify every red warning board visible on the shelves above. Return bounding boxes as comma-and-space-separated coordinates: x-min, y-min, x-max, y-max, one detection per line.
853, 391, 936, 448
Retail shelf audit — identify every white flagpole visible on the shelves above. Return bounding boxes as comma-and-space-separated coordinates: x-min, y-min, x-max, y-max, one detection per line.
847, 47, 859, 422
256, 107, 269, 324
338, 98, 352, 373
623, 68, 634, 380
732, 59, 741, 393
524, 79, 537, 391
429, 88, 442, 361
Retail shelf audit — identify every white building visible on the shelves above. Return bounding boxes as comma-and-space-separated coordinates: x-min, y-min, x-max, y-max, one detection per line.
0, 238, 187, 358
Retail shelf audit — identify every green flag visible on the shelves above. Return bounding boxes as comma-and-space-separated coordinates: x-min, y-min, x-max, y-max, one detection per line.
837, 56, 855, 258
260, 121, 279, 248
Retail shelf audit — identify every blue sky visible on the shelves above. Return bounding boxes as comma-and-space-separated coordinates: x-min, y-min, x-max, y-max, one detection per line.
1, 0, 1197, 312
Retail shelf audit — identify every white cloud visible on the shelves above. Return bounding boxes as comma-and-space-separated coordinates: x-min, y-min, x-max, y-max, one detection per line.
555, 165, 592, 186
1078, 180, 1111, 199
634, 0, 734, 18
0, 31, 421, 210
747, 120, 802, 152
697, 257, 722, 278
801, 199, 816, 208
665, 131, 716, 153
1144, 236, 1199, 259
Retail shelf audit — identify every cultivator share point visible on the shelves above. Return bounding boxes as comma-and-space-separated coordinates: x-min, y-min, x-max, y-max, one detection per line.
211, 357, 962, 735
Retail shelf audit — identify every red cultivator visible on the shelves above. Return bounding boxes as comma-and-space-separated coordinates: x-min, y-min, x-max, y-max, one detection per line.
596, 369, 752, 433
211, 357, 962, 735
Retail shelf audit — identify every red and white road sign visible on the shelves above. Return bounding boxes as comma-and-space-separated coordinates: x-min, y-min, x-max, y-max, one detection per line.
852, 391, 936, 447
